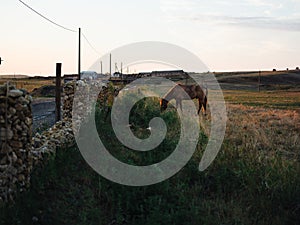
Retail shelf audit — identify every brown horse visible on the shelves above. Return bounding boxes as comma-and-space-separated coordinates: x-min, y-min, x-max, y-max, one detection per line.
160, 84, 208, 115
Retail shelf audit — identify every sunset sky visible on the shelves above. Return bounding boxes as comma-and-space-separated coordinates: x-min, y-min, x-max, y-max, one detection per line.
1, 0, 300, 76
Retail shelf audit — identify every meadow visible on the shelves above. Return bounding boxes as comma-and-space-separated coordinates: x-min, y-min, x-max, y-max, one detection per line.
0, 76, 54, 93
0, 72, 299, 224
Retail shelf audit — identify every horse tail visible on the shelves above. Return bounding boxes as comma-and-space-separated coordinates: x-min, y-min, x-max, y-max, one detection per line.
203, 87, 208, 114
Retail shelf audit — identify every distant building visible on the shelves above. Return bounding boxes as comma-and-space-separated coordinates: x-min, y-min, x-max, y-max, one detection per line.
109, 70, 189, 84
80, 71, 104, 80
63, 74, 78, 83
151, 70, 188, 79
111, 72, 121, 78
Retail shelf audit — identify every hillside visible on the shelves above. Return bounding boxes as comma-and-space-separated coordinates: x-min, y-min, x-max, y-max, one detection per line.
216, 70, 300, 90
0, 74, 29, 79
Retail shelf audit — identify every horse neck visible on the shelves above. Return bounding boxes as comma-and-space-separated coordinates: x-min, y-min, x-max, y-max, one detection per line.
163, 86, 177, 101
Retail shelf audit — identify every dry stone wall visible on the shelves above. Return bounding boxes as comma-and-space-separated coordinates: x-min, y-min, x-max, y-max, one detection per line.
0, 80, 109, 204
0, 83, 33, 202
63, 80, 108, 132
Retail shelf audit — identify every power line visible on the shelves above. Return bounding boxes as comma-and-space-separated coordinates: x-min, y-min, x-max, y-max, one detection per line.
17, 0, 76, 33
82, 32, 101, 55
18, 1, 101, 58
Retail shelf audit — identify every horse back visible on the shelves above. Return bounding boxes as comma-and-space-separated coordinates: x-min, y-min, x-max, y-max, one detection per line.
178, 84, 205, 99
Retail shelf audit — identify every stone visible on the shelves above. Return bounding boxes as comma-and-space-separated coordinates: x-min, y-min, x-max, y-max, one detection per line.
11, 152, 18, 163
17, 159, 23, 165
32, 216, 39, 222
0, 143, 12, 154
25, 117, 31, 126
15, 103, 24, 111
8, 107, 16, 115
15, 125, 22, 131
10, 141, 23, 149
13, 119, 20, 125
20, 89, 28, 95
0, 156, 7, 165
25, 95, 32, 102
0, 86, 6, 96
0, 127, 13, 141
17, 97, 29, 105
0, 165, 8, 172
33, 138, 41, 148
18, 174, 25, 182
8, 90, 23, 98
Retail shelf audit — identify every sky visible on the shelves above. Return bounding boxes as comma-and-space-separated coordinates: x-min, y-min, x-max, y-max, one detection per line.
0, 0, 300, 76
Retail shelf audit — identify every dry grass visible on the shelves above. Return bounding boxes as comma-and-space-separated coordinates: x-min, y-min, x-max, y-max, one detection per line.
0, 78, 54, 92
223, 90, 300, 109
222, 89, 300, 161
225, 104, 300, 161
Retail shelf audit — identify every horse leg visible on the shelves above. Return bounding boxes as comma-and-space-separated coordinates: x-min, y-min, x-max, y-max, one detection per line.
203, 96, 207, 116
176, 100, 182, 112
198, 98, 202, 115
176, 99, 182, 112
180, 100, 183, 112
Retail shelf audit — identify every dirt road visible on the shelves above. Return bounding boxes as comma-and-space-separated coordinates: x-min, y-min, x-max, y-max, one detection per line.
32, 98, 56, 133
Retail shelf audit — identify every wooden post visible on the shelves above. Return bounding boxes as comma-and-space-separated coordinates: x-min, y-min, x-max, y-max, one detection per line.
78, 27, 81, 80
56, 63, 62, 122
258, 70, 261, 92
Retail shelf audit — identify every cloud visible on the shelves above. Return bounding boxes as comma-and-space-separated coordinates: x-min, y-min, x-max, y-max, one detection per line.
246, 0, 283, 9
160, 0, 300, 32
184, 15, 300, 32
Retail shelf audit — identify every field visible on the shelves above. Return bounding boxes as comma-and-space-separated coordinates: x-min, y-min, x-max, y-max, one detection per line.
224, 90, 300, 109
0, 71, 299, 224
0, 76, 55, 93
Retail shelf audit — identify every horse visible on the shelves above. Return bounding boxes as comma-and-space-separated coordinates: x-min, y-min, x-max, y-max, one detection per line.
160, 84, 208, 115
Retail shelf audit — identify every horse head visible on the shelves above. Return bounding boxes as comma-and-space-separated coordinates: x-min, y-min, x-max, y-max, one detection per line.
160, 99, 168, 112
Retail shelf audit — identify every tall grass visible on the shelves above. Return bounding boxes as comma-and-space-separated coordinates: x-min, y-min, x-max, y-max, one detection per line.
0, 97, 299, 225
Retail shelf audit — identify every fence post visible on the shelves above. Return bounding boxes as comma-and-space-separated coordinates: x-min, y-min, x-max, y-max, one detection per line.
56, 63, 62, 122
258, 70, 261, 92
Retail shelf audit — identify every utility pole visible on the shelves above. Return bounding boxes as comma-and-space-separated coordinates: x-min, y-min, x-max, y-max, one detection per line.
0, 57, 3, 65
78, 27, 81, 80
100, 61, 103, 74
109, 53, 112, 76
121, 62, 123, 74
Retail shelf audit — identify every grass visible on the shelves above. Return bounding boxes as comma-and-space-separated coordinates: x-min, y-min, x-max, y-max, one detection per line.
223, 90, 300, 109
0, 78, 54, 92
1, 92, 299, 225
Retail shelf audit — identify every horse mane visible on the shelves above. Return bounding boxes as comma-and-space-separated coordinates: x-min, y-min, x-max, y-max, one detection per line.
162, 84, 177, 101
